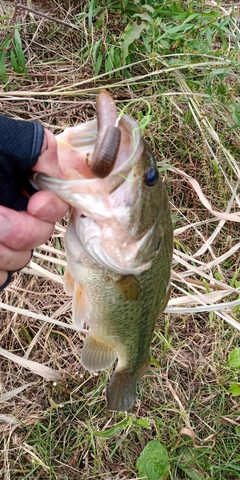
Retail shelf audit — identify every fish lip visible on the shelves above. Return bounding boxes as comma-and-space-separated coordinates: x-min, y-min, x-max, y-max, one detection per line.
113, 114, 142, 174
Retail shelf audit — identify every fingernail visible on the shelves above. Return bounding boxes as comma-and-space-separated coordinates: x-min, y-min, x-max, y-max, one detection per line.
31, 200, 58, 218
0, 214, 10, 240
30, 200, 47, 216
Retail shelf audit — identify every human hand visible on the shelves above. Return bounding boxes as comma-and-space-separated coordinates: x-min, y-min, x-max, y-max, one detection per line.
0, 127, 85, 289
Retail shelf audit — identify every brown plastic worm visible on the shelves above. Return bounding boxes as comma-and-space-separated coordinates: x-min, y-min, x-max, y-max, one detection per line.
91, 90, 121, 178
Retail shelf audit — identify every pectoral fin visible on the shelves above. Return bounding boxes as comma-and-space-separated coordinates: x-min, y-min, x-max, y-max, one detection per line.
81, 333, 117, 372
63, 270, 88, 330
63, 268, 74, 296
115, 274, 141, 301
72, 282, 88, 331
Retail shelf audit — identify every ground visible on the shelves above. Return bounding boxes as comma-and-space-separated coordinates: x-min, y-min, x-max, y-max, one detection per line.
0, 1, 240, 479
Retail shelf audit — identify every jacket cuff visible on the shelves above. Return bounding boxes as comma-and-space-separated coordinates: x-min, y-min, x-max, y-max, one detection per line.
0, 116, 44, 172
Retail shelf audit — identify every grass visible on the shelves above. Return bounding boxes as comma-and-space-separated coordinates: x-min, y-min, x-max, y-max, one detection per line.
0, 0, 240, 478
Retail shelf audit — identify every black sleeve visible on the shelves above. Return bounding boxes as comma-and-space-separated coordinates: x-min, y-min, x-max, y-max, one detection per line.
0, 116, 44, 211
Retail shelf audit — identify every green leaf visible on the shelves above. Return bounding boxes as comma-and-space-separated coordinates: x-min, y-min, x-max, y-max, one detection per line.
162, 23, 193, 35
217, 83, 227, 95
178, 463, 205, 479
56, 264, 65, 276
136, 440, 169, 480
10, 49, 21, 73
0, 14, 12, 21
210, 67, 231, 76
232, 107, 240, 127
143, 4, 154, 13
180, 467, 203, 480
13, 28, 28, 75
94, 51, 102, 75
121, 22, 148, 64
108, 45, 121, 70
186, 109, 193, 125
0, 36, 11, 84
55, 238, 64, 251
206, 27, 213, 47
177, 447, 207, 480
132, 12, 151, 21
92, 418, 130, 439
105, 55, 113, 73
229, 383, 240, 396
113, 48, 121, 69
0, 51, 7, 83
135, 418, 151, 429
236, 426, 240, 436
227, 348, 240, 368
87, 0, 96, 32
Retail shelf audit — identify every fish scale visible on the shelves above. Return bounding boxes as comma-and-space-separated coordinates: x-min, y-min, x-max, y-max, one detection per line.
34, 90, 173, 411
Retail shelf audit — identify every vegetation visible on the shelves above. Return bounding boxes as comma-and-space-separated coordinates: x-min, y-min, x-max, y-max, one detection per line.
0, 0, 239, 478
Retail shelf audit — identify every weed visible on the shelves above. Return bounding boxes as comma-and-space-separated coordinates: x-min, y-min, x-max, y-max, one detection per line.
0, 21, 28, 83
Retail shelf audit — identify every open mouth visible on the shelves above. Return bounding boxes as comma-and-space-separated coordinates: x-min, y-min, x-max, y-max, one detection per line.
55, 113, 141, 182
31, 92, 143, 203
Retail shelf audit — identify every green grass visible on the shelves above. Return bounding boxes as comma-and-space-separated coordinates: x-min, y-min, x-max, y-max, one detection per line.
0, 0, 240, 478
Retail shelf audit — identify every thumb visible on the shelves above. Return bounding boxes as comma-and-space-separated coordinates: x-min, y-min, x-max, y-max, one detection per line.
31, 129, 62, 178
28, 190, 69, 222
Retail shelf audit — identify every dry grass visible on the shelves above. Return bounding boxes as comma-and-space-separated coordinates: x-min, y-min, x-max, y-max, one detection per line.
0, 1, 240, 479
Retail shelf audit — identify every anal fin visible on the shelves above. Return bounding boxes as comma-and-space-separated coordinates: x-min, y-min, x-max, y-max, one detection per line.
81, 333, 117, 372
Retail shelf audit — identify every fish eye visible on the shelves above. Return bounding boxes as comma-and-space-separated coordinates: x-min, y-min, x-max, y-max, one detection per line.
144, 166, 159, 187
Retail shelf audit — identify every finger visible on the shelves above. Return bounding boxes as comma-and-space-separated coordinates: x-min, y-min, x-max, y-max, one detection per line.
0, 206, 54, 251
0, 244, 32, 271
33, 133, 89, 179
27, 190, 69, 222
56, 141, 92, 178
0, 270, 8, 288
32, 129, 61, 178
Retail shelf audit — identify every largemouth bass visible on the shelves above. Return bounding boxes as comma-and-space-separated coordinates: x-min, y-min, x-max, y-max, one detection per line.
34, 91, 173, 412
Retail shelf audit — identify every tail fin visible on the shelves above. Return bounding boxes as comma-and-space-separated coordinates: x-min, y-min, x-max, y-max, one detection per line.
106, 369, 138, 412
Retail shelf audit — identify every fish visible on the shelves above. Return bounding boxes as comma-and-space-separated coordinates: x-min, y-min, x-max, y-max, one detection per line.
33, 90, 173, 412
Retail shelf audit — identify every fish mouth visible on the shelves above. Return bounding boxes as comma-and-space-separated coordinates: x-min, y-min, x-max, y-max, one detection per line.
32, 112, 143, 200
53, 90, 143, 181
